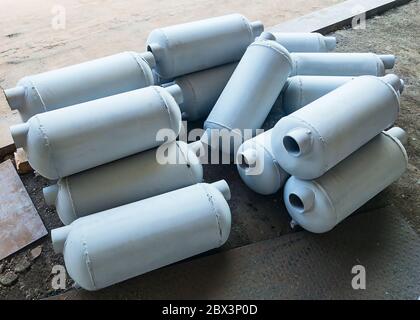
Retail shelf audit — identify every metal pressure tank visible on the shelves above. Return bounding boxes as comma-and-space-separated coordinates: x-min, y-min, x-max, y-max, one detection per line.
10, 86, 182, 179
271, 74, 401, 180
147, 14, 264, 79
43, 141, 203, 225
4, 52, 155, 121
283, 128, 408, 233
51, 180, 232, 291
204, 32, 293, 155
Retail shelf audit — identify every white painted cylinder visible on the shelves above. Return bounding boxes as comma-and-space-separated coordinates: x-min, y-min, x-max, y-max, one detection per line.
147, 14, 263, 79
51, 180, 232, 291
281, 76, 355, 115
44, 141, 203, 225
273, 32, 336, 52
271, 74, 400, 180
170, 63, 238, 121
290, 52, 395, 76
204, 33, 292, 154
4, 52, 155, 121
11, 86, 182, 179
236, 129, 289, 195
283, 128, 408, 233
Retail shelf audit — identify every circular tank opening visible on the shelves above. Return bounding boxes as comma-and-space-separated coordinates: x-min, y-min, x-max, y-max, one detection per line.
289, 193, 304, 212
239, 154, 250, 169
283, 136, 301, 156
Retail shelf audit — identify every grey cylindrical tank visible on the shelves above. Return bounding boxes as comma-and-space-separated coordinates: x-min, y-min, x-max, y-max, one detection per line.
283, 128, 407, 233
169, 63, 238, 121
43, 141, 203, 225
280, 76, 355, 115
271, 74, 401, 180
10, 86, 182, 179
273, 32, 336, 52
204, 32, 292, 154
290, 52, 395, 76
4, 52, 155, 121
147, 14, 263, 79
51, 180, 231, 291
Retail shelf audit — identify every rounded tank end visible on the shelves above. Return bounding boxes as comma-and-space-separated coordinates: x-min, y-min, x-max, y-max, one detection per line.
43, 184, 59, 206
324, 36, 337, 51
51, 226, 72, 254
4, 86, 25, 111
379, 54, 395, 69
250, 20, 264, 38
10, 122, 29, 149
382, 74, 402, 93
211, 180, 231, 201
258, 31, 276, 41
386, 127, 408, 146
283, 127, 313, 157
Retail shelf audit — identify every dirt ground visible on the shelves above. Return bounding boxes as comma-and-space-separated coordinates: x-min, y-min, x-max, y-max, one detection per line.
0, 1, 419, 299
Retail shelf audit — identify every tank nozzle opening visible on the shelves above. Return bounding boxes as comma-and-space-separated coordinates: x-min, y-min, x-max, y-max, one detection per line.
283, 128, 312, 157
4, 86, 25, 111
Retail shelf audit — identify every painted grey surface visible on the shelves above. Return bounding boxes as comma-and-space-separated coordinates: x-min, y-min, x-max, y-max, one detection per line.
170, 63, 238, 121
271, 74, 401, 180
51, 180, 231, 291
283, 128, 408, 233
290, 52, 395, 76
273, 32, 336, 52
4, 52, 155, 121
204, 34, 293, 155
10, 86, 182, 179
43, 141, 203, 225
147, 14, 263, 79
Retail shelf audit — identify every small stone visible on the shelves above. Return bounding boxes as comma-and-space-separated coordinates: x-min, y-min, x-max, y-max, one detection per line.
0, 263, 4, 274
14, 257, 32, 273
30, 246, 42, 260
0, 271, 18, 286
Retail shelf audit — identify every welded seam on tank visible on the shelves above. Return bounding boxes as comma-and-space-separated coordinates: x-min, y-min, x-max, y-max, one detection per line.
34, 116, 61, 178
62, 178, 79, 223
239, 15, 253, 43
288, 114, 329, 169
81, 234, 97, 290
251, 42, 293, 66
176, 141, 197, 183
382, 131, 409, 164
179, 77, 197, 110
311, 179, 337, 224
204, 120, 233, 132
153, 86, 178, 135
159, 29, 174, 78
298, 77, 304, 107
201, 183, 223, 246
29, 80, 47, 112
129, 52, 155, 86
316, 35, 323, 52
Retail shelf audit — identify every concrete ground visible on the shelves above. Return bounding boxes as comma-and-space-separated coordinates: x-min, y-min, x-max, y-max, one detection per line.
0, 0, 419, 299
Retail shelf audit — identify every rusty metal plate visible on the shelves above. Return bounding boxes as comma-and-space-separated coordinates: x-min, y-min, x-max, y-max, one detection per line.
0, 159, 47, 260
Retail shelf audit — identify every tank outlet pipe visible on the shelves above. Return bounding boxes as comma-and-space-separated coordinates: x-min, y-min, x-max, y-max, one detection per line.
43, 141, 203, 225
51, 180, 232, 291
146, 14, 264, 79
3, 52, 155, 121
204, 32, 293, 155
272, 32, 336, 52
236, 129, 289, 195
289, 52, 395, 77
283, 127, 408, 233
271, 74, 401, 180
11, 86, 182, 179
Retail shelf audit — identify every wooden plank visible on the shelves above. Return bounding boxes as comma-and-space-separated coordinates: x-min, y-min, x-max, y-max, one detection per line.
268, 0, 410, 33
50, 206, 420, 299
0, 159, 47, 260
